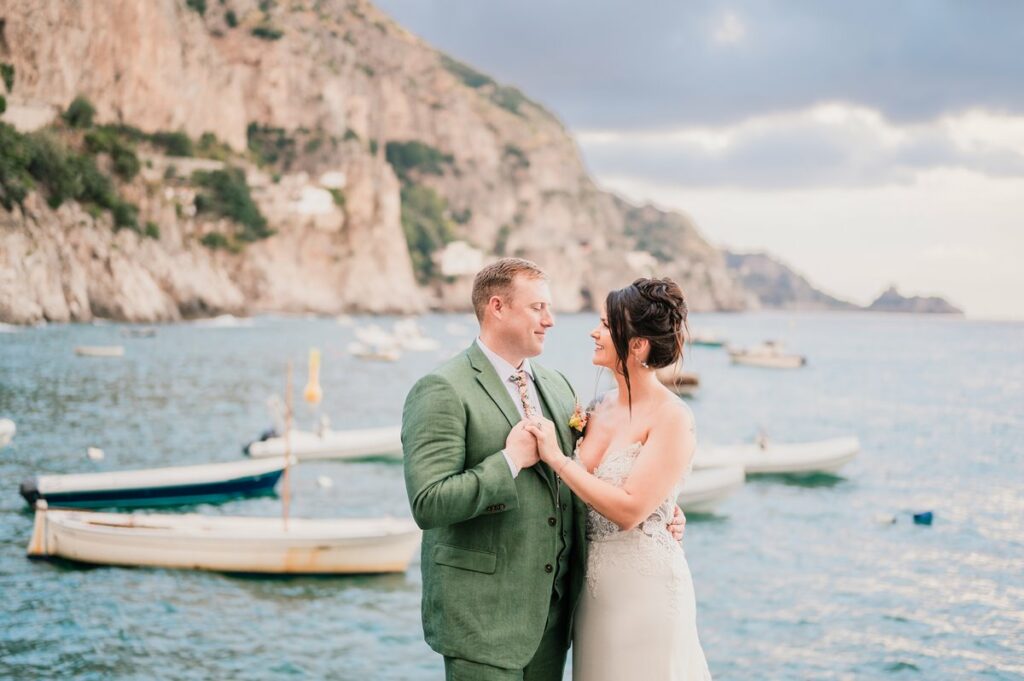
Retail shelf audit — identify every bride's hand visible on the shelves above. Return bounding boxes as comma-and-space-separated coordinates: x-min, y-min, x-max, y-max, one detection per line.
523, 418, 562, 465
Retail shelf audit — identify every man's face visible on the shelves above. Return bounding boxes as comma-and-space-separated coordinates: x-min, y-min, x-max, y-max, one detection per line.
497, 276, 555, 358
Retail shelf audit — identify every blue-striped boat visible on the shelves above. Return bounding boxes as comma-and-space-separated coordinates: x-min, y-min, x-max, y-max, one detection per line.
20, 457, 289, 509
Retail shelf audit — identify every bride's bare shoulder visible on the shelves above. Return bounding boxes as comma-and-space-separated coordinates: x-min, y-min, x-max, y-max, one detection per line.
588, 389, 617, 414
651, 397, 695, 436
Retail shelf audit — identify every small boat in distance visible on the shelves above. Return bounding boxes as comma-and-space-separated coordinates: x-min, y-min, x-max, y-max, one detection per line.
728, 341, 806, 369
20, 457, 289, 509
0, 419, 15, 449
74, 345, 125, 358
347, 341, 401, 362
121, 327, 157, 338
677, 465, 745, 513
246, 424, 402, 461
695, 436, 860, 475
689, 331, 726, 348
655, 367, 701, 398
27, 505, 421, 575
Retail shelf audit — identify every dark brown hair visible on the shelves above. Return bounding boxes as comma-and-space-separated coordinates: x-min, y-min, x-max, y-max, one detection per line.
471, 257, 547, 321
606, 277, 689, 412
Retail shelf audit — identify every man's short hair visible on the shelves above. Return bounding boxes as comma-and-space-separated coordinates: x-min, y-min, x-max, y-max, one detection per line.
471, 258, 547, 321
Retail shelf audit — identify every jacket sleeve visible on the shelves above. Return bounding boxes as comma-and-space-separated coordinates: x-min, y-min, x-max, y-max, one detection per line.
402, 373, 520, 529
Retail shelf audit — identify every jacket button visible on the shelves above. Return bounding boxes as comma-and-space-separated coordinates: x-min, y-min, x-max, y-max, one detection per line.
544, 564, 553, 573
547, 517, 556, 526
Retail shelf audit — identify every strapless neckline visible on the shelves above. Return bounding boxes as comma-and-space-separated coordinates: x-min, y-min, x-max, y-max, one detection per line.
575, 437, 643, 475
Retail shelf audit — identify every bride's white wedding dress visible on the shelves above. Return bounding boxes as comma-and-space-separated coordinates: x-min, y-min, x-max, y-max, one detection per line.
572, 439, 712, 680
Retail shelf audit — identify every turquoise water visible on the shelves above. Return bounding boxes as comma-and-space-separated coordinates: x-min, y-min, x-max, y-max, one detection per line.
1, 312, 1022, 680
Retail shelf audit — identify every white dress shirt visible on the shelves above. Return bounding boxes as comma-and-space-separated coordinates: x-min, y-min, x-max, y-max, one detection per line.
475, 337, 542, 478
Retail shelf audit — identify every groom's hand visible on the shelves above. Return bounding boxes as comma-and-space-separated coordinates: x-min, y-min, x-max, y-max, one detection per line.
668, 505, 686, 542
505, 421, 540, 470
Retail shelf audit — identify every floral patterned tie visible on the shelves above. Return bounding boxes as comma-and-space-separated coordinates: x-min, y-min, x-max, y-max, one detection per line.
509, 369, 537, 419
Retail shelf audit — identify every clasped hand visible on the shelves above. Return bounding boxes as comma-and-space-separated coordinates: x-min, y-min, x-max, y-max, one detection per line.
522, 417, 563, 466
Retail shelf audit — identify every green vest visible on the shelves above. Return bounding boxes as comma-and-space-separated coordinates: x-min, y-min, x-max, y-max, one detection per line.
402, 343, 588, 670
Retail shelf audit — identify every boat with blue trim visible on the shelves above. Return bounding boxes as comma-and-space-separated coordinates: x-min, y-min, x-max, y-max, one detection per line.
20, 457, 289, 509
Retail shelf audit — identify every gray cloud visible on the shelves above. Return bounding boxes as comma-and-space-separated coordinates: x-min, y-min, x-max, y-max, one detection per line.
575, 110, 1024, 188
375, 0, 1024, 129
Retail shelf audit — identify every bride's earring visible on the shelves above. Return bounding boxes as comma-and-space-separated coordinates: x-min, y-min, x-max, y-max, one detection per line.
635, 353, 649, 369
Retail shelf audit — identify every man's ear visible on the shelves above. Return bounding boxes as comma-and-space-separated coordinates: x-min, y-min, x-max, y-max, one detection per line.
488, 295, 504, 320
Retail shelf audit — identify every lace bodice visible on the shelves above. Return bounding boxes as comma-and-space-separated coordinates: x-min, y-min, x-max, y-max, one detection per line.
581, 441, 689, 544
576, 434, 695, 601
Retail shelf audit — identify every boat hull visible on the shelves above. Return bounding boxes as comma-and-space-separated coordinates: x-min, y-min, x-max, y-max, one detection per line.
677, 465, 745, 513
21, 458, 287, 509
729, 354, 806, 369
246, 426, 402, 461
27, 509, 422, 575
0, 418, 14, 449
695, 437, 860, 475
74, 345, 125, 357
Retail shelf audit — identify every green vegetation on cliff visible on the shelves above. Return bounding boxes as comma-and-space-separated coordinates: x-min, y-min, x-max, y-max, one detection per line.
192, 167, 273, 245
384, 140, 457, 282
400, 183, 455, 284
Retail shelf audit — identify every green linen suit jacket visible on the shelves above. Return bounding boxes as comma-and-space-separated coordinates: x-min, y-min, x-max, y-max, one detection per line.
402, 343, 588, 670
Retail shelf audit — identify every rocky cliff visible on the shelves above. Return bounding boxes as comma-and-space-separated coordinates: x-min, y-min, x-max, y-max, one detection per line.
725, 251, 858, 311
0, 0, 747, 323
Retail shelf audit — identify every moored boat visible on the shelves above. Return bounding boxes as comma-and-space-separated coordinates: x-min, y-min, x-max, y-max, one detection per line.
74, 345, 125, 358
0, 418, 15, 449
728, 341, 806, 369
26, 505, 421, 574
677, 464, 745, 513
655, 368, 701, 397
20, 457, 289, 509
695, 436, 860, 475
690, 331, 726, 348
246, 424, 403, 461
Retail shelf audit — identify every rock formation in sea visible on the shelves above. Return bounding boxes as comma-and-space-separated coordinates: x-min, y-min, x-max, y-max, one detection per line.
866, 286, 963, 315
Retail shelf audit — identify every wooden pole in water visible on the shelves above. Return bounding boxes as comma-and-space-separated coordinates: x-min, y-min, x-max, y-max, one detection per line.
282, 360, 293, 530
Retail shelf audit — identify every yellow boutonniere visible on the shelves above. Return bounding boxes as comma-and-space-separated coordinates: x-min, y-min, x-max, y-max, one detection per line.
568, 402, 590, 433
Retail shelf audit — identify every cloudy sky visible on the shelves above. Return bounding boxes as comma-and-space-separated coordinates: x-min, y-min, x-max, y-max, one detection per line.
376, 1, 1024, 319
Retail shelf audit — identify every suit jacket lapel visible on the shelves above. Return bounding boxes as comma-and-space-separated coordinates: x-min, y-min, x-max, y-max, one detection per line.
534, 365, 572, 457
467, 343, 520, 429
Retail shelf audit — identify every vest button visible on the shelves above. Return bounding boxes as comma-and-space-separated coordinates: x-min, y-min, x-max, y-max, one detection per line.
548, 517, 556, 526
544, 564, 553, 573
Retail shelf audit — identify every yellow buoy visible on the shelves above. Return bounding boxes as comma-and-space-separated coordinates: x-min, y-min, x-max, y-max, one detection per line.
303, 348, 323, 405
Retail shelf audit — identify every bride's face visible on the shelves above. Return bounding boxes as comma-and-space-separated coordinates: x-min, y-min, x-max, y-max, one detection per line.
590, 310, 616, 369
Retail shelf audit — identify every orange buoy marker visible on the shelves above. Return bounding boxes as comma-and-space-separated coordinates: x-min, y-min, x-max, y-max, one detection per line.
304, 348, 323, 406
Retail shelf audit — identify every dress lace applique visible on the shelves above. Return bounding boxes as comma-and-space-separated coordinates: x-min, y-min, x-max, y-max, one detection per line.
576, 439, 689, 605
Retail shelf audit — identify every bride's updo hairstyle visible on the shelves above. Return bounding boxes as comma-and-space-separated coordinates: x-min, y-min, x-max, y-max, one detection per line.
606, 277, 689, 412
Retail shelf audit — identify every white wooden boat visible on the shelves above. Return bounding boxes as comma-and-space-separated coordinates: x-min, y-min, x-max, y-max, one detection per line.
690, 331, 726, 348
0, 418, 15, 449
677, 465, 745, 513
728, 341, 805, 369
347, 341, 401, 362
191, 314, 253, 328
695, 436, 860, 475
26, 504, 421, 574
74, 345, 125, 358
121, 327, 157, 338
392, 319, 440, 352
246, 424, 403, 461
20, 457, 289, 509
655, 368, 700, 397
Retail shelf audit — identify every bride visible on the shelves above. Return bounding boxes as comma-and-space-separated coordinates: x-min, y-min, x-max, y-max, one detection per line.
525, 277, 712, 680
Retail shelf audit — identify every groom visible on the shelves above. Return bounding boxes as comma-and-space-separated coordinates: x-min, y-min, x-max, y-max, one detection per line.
402, 258, 682, 680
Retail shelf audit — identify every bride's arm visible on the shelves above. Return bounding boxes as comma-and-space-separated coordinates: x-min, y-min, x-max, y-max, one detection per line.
525, 404, 694, 532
